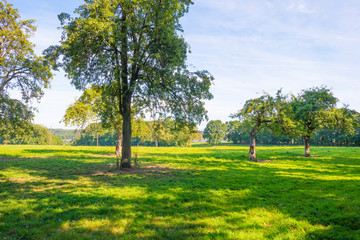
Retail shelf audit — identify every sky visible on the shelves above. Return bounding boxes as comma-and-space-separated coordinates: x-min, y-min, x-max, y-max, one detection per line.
10, 0, 360, 130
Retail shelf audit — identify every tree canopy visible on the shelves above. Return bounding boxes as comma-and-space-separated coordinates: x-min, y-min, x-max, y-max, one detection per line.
0, 0, 52, 100
0, 0, 52, 138
62, 86, 102, 129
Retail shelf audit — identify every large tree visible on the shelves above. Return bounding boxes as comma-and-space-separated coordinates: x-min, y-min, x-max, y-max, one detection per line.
48, 0, 213, 168
0, 0, 52, 137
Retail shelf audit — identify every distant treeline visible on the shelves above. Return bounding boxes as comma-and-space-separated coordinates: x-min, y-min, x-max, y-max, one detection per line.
71, 119, 202, 147
0, 119, 201, 147
0, 124, 63, 145
69, 119, 360, 147
50, 129, 80, 142
2, 119, 359, 147
226, 122, 360, 146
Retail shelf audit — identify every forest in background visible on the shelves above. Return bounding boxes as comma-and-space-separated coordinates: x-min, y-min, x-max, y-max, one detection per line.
3, 118, 359, 147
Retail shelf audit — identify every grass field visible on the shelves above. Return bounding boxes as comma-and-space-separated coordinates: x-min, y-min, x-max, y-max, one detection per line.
0, 145, 359, 239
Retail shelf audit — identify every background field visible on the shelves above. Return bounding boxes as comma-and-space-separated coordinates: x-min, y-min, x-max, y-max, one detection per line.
0, 145, 359, 239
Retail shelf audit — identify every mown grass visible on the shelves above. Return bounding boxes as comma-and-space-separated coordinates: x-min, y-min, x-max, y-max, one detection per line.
0, 144, 359, 239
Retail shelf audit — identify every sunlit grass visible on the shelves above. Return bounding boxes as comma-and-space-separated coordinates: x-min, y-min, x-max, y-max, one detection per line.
0, 144, 360, 239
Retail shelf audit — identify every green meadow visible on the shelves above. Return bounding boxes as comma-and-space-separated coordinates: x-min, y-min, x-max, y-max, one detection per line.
0, 145, 359, 239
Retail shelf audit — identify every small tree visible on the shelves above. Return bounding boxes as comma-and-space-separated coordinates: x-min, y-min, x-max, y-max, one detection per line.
62, 85, 124, 155
290, 86, 337, 157
231, 94, 274, 161
203, 120, 227, 145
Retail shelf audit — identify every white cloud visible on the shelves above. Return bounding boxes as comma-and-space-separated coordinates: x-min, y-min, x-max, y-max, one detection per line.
287, 1, 314, 14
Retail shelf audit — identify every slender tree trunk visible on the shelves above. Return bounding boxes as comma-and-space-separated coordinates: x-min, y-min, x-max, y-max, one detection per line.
249, 133, 256, 161
121, 101, 132, 168
304, 136, 310, 157
115, 130, 122, 157
119, 10, 132, 168
155, 138, 159, 147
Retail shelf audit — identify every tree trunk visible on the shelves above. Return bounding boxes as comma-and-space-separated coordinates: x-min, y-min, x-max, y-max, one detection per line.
155, 138, 158, 147
121, 104, 132, 168
115, 130, 122, 157
249, 133, 256, 161
119, 10, 132, 168
304, 136, 310, 157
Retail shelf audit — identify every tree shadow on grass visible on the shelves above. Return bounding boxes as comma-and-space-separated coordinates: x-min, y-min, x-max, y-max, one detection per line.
145, 146, 360, 167
1, 175, 230, 239
22, 148, 113, 156
2, 165, 359, 239
1, 147, 360, 239
0, 153, 117, 181
0, 148, 114, 163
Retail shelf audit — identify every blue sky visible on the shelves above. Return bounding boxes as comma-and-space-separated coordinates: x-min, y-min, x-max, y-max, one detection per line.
11, 0, 360, 129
